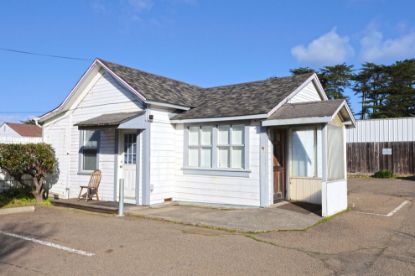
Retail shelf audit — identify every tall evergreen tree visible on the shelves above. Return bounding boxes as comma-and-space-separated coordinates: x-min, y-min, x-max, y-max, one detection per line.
382, 59, 415, 117
290, 64, 353, 104
289, 67, 315, 75
319, 63, 353, 101
353, 63, 389, 119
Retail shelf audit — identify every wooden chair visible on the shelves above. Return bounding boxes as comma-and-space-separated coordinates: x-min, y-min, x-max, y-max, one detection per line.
78, 170, 101, 201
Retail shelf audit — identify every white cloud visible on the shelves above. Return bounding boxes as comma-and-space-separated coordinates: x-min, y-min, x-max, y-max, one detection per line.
291, 28, 354, 66
360, 29, 415, 62
127, 0, 154, 12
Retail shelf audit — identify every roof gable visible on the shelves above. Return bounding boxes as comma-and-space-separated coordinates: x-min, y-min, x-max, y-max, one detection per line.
40, 58, 324, 123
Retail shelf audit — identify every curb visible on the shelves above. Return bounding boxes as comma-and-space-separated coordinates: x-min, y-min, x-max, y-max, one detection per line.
0, 206, 35, 215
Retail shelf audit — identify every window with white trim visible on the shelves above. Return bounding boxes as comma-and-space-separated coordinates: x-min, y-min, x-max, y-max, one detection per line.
188, 126, 213, 168
218, 125, 245, 169
185, 124, 246, 170
80, 130, 100, 172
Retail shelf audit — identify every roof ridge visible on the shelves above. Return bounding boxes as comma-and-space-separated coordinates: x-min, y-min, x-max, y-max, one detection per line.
97, 58, 203, 89
203, 73, 313, 91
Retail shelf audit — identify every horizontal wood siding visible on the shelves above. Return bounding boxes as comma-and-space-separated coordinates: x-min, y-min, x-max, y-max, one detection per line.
44, 70, 143, 200
288, 81, 321, 104
347, 142, 415, 175
43, 114, 71, 197
174, 123, 261, 207
149, 109, 176, 204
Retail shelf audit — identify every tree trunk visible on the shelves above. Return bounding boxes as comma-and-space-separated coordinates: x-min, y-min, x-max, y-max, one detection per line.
32, 177, 44, 202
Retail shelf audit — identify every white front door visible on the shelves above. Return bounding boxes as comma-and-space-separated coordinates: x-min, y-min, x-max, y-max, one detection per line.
119, 132, 137, 203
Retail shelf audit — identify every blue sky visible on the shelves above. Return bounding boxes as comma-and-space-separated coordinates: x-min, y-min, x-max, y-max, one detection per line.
1, 0, 415, 123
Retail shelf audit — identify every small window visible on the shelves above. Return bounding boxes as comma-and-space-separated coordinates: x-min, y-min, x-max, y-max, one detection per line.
218, 125, 245, 169
291, 128, 317, 177
124, 134, 137, 165
80, 130, 100, 171
187, 126, 212, 168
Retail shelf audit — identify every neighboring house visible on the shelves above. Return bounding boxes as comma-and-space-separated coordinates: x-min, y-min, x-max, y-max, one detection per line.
0, 122, 42, 138
0, 122, 42, 190
347, 117, 415, 175
0, 122, 43, 144
40, 59, 355, 217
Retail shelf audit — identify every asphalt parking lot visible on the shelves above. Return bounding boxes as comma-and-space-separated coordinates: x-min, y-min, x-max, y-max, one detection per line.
0, 177, 414, 275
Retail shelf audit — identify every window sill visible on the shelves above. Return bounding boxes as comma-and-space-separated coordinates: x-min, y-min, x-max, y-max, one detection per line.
77, 171, 95, 175
182, 167, 251, 177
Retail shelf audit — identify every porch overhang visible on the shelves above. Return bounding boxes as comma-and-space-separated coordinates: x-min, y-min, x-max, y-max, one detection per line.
262, 100, 355, 127
74, 111, 147, 130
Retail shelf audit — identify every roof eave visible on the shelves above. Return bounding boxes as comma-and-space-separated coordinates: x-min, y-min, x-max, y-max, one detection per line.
170, 114, 268, 124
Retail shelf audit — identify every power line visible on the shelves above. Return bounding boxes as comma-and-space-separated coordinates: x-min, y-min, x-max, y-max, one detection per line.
0, 111, 46, 114
0, 47, 92, 61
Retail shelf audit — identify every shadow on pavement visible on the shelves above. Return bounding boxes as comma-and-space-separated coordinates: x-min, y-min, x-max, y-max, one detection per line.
278, 202, 322, 216
0, 221, 56, 264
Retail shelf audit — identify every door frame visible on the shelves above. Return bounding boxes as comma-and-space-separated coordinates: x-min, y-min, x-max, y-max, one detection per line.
116, 129, 140, 204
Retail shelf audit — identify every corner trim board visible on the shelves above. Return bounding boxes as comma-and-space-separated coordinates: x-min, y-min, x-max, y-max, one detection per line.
259, 127, 269, 207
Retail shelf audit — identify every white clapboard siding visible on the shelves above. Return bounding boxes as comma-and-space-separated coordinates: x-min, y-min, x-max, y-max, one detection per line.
43, 114, 71, 197
0, 137, 43, 144
288, 81, 321, 103
149, 109, 176, 204
347, 117, 415, 143
174, 123, 262, 207
44, 70, 143, 200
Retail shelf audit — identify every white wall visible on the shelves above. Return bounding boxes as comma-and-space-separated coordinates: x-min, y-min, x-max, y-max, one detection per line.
0, 124, 21, 138
148, 108, 177, 204
173, 122, 262, 207
322, 180, 347, 216
0, 137, 43, 144
43, 114, 71, 197
43, 70, 143, 200
347, 117, 415, 143
288, 81, 321, 103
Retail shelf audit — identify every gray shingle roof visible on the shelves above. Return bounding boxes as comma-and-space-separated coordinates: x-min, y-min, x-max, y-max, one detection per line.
74, 112, 145, 128
171, 74, 313, 120
268, 99, 345, 120
98, 59, 203, 107
98, 59, 314, 120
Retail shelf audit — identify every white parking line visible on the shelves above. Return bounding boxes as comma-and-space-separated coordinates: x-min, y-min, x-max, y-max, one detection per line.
0, 231, 95, 257
357, 200, 410, 217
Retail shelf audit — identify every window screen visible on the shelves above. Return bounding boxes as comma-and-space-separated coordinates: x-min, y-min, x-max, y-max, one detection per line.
80, 130, 100, 171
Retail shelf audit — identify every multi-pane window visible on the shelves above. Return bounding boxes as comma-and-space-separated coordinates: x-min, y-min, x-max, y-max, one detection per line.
80, 130, 100, 171
218, 125, 244, 169
188, 126, 212, 168
124, 134, 137, 165
186, 124, 245, 170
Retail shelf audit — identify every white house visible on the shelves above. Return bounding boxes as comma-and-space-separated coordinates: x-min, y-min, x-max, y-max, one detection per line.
39, 59, 355, 217
0, 122, 43, 144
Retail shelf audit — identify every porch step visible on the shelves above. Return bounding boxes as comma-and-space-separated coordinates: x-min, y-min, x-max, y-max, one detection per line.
52, 199, 119, 214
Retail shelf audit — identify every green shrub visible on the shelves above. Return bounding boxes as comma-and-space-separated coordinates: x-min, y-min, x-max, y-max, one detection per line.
0, 188, 51, 208
0, 143, 58, 202
373, 169, 394, 178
